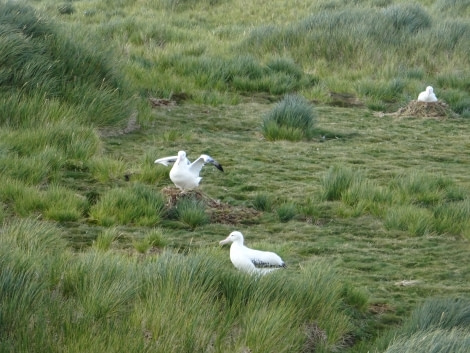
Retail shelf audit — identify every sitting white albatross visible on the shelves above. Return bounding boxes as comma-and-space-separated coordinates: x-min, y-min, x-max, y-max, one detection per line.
219, 231, 286, 275
417, 86, 438, 102
154, 150, 223, 191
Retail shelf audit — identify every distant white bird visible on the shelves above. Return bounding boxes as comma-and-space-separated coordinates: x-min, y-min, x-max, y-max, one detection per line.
219, 231, 286, 275
154, 150, 223, 191
417, 86, 438, 102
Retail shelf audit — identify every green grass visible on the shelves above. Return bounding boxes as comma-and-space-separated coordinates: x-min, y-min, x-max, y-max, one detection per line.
262, 94, 317, 141
173, 195, 210, 229
89, 183, 166, 226
1, 0, 470, 352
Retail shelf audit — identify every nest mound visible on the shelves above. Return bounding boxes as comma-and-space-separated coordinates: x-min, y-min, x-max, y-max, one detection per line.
393, 100, 458, 119
161, 187, 260, 225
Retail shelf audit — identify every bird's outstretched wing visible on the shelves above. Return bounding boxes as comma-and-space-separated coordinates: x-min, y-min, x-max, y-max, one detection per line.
154, 156, 178, 166
189, 154, 224, 174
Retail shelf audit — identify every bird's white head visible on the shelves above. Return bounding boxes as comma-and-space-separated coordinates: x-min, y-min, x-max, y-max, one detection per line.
219, 231, 244, 246
426, 86, 434, 94
177, 150, 186, 165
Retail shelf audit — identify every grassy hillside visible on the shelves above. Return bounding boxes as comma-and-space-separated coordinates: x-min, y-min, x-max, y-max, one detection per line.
29, 0, 470, 113
1, 0, 469, 352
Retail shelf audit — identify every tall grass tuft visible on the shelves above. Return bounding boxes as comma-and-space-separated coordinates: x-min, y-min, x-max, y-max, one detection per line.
0, 219, 68, 347
0, 178, 45, 216
391, 171, 452, 206
174, 195, 209, 229
43, 184, 88, 222
252, 193, 274, 212
93, 228, 120, 251
133, 228, 166, 253
384, 205, 433, 236
0, 2, 134, 128
90, 183, 165, 226
382, 4, 432, 34
59, 251, 140, 321
432, 198, 470, 237
381, 297, 470, 353
403, 297, 470, 333
0, 122, 101, 161
321, 165, 360, 201
384, 328, 470, 353
0, 218, 68, 262
342, 179, 393, 217
277, 202, 298, 222
262, 94, 316, 141
321, 167, 470, 237
87, 156, 127, 183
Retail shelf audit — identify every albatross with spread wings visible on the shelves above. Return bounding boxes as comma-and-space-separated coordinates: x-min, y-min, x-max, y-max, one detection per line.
154, 150, 223, 191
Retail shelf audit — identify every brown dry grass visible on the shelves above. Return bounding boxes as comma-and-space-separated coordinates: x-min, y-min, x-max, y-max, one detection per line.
161, 187, 260, 225
379, 100, 459, 119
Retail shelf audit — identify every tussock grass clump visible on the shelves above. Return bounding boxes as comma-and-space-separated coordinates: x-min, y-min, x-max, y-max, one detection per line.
403, 297, 470, 332
90, 183, 165, 226
252, 193, 274, 212
277, 202, 298, 222
433, 199, 470, 237
357, 78, 406, 103
0, 218, 68, 258
0, 220, 366, 353
382, 4, 432, 34
433, 0, 470, 18
262, 94, 317, 141
391, 171, 452, 206
0, 2, 133, 128
0, 149, 62, 185
321, 165, 360, 201
59, 251, 140, 321
0, 179, 44, 216
0, 122, 101, 161
0, 179, 87, 221
0, 219, 67, 343
160, 0, 225, 11
322, 167, 470, 237
379, 297, 470, 353
137, 252, 362, 353
87, 157, 127, 183
93, 228, 120, 251
384, 328, 470, 353
57, 3, 75, 15
174, 195, 209, 229
299, 197, 320, 220
384, 205, 433, 236
169, 54, 309, 97
133, 228, 166, 253
43, 184, 88, 222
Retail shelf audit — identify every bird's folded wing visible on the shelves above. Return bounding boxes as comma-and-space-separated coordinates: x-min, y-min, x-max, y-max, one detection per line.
246, 248, 284, 268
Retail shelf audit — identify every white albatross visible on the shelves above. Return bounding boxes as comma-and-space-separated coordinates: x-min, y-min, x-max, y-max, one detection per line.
219, 231, 286, 275
417, 86, 438, 102
154, 150, 223, 191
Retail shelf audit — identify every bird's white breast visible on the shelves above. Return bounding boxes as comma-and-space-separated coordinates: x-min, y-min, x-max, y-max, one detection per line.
169, 163, 201, 190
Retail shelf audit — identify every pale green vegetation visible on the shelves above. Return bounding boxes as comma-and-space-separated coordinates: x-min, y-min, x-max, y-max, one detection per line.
173, 195, 210, 229
262, 94, 317, 141
1, 0, 470, 352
